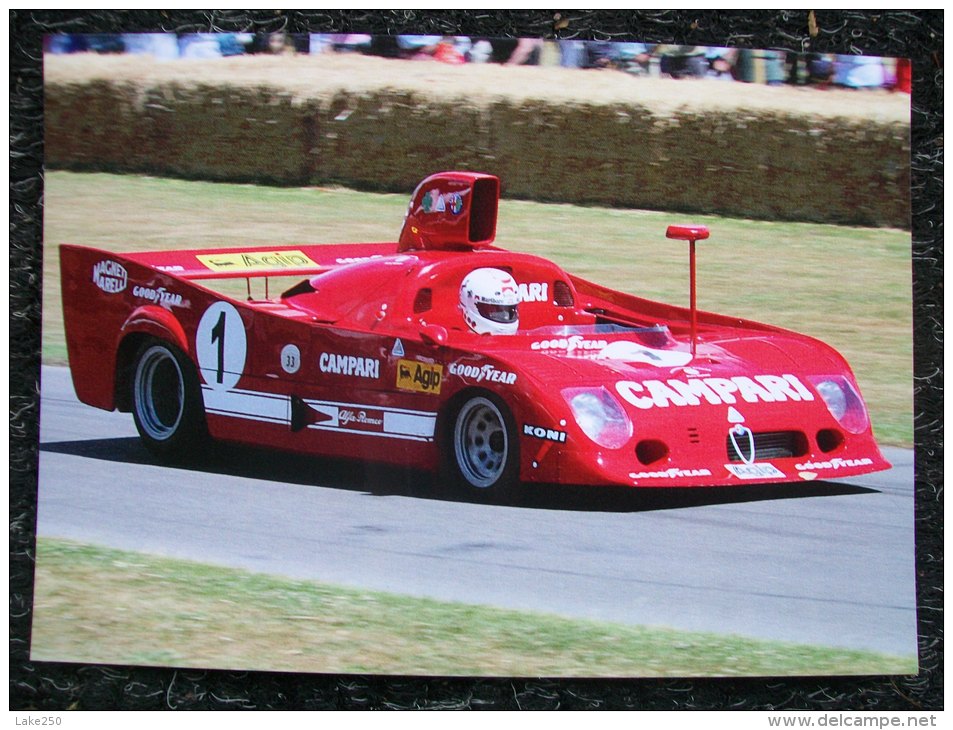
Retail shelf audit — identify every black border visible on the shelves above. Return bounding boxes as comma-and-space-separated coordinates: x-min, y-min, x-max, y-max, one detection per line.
10, 10, 942, 710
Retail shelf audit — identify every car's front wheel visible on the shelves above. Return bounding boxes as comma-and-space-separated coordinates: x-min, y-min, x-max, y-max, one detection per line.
445, 393, 519, 501
131, 340, 207, 457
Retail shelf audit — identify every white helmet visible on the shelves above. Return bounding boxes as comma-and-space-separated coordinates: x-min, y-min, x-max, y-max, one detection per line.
459, 268, 521, 335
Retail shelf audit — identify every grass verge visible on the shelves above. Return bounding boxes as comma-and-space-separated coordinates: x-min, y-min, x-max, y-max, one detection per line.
31, 538, 916, 677
41, 171, 912, 444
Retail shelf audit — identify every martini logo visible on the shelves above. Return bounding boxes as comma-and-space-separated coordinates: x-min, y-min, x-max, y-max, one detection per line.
616, 374, 815, 410
197, 250, 318, 272
397, 359, 443, 395
92, 260, 127, 293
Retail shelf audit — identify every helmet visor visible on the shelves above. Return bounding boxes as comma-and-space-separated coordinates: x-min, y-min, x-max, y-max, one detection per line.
477, 302, 518, 324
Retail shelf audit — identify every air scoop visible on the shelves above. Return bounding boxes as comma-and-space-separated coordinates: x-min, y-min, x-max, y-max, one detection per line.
666, 224, 711, 356
398, 171, 500, 252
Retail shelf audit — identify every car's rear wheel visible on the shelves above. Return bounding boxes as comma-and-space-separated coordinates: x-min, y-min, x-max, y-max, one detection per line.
446, 393, 519, 501
132, 340, 207, 456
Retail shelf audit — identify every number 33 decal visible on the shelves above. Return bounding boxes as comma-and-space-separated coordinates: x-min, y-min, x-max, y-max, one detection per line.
197, 302, 247, 390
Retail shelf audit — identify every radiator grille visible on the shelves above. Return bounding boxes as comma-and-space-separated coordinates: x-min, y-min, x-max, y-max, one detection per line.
725, 430, 806, 463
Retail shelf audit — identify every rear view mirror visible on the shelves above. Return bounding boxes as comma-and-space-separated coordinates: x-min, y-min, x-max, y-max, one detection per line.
419, 323, 449, 347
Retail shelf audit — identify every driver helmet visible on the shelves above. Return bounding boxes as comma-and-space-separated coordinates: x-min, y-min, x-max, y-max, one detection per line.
459, 268, 521, 335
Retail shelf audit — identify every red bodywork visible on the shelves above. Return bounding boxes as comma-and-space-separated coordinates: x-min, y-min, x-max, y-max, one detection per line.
60, 172, 890, 487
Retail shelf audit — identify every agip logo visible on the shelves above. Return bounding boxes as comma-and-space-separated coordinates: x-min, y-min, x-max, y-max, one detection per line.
396, 359, 443, 395
92, 260, 127, 293
197, 250, 318, 272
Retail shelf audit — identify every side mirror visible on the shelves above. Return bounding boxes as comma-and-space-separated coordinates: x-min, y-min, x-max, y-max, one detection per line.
666, 224, 710, 242
419, 323, 449, 347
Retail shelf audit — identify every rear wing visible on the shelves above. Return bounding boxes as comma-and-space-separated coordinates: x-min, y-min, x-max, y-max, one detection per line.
121, 242, 402, 281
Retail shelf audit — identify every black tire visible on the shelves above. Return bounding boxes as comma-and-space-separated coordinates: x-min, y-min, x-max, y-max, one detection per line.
131, 340, 207, 457
443, 392, 520, 502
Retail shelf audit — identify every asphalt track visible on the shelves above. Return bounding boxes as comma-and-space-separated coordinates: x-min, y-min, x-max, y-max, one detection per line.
36, 365, 917, 657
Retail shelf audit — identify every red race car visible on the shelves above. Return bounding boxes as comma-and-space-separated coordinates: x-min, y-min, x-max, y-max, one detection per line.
60, 171, 890, 500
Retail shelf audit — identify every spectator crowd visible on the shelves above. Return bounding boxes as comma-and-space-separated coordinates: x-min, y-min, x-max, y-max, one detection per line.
45, 33, 912, 93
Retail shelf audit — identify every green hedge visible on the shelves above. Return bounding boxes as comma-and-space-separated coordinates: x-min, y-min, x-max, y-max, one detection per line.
45, 80, 910, 228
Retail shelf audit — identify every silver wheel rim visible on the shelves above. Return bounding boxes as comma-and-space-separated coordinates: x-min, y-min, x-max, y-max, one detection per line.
134, 345, 185, 441
453, 397, 508, 489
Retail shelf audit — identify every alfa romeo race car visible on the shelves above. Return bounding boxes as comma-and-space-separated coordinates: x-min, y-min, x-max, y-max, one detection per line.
60, 171, 890, 500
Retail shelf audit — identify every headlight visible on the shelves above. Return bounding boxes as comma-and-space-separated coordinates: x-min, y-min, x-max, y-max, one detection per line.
814, 380, 847, 421
810, 376, 869, 434
563, 387, 633, 449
